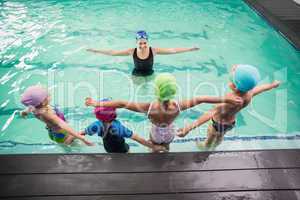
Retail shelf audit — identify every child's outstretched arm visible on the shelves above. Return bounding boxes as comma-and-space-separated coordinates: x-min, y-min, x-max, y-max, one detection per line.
177, 109, 215, 137
42, 112, 94, 146
131, 133, 166, 152
85, 97, 150, 113
252, 80, 280, 96
179, 95, 242, 111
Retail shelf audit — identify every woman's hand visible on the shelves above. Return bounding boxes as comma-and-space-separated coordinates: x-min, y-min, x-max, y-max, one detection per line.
271, 80, 281, 88
86, 48, 98, 53
190, 47, 200, 51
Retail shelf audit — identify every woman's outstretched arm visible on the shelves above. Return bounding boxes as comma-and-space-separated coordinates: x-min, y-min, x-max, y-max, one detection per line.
153, 47, 199, 55
86, 48, 134, 56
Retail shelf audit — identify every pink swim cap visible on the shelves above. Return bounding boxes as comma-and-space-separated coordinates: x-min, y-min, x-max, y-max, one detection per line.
21, 85, 48, 107
94, 99, 117, 122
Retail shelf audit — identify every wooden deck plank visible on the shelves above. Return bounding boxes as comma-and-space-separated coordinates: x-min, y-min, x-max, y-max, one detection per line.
1, 150, 300, 174
1, 169, 300, 197
243, 0, 300, 49
4, 191, 300, 200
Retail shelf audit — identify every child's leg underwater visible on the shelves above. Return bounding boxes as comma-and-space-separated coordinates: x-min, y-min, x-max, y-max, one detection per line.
63, 130, 87, 145
64, 135, 75, 145
214, 134, 224, 147
195, 125, 216, 150
149, 134, 169, 152
151, 144, 169, 152
204, 125, 217, 148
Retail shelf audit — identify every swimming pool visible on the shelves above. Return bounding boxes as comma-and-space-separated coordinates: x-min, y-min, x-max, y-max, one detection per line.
1, 0, 300, 154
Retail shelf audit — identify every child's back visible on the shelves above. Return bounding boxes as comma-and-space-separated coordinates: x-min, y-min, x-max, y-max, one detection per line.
211, 65, 261, 131
20, 85, 93, 145
84, 119, 133, 153
147, 100, 180, 126
33, 105, 65, 132
83, 98, 166, 152
178, 65, 280, 149
212, 92, 252, 124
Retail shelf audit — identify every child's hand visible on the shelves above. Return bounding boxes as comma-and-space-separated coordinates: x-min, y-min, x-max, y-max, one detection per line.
80, 135, 94, 146
85, 97, 96, 107
152, 145, 167, 152
79, 131, 86, 136
225, 96, 243, 105
176, 128, 189, 137
20, 110, 28, 118
83, 139, 94, 146
272, 80, 280, 88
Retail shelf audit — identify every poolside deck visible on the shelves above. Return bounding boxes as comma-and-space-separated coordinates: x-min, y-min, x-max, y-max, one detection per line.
244, 0, 300, 50
0, 149, 300, 200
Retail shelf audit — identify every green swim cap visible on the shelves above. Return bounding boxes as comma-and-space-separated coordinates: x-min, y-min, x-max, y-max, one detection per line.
232, 64, 260, 92
154, 73, 177, 102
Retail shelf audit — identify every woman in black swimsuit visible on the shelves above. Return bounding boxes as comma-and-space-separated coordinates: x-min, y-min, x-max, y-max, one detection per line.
86, 30, 199, 76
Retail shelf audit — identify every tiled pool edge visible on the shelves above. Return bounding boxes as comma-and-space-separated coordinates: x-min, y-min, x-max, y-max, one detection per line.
1, 134, 300, 154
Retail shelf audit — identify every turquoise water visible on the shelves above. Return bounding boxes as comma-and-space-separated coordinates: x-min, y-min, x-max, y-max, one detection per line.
0, 0, 300, 154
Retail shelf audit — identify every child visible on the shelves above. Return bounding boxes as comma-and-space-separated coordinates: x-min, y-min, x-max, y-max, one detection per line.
177, 65, 280, 149
81, 98, 166, 153
20, 85, 93, 146
85, 73, 243, 151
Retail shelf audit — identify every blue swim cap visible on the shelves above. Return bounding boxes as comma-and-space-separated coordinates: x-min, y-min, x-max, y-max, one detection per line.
232, 64, 260, 92
136, 30, 148, 40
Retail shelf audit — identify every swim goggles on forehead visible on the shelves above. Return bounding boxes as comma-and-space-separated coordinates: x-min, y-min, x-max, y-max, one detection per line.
136, 31, 148, 40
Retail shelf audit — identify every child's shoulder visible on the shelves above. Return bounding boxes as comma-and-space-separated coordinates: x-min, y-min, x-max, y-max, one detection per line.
33, 106, 51, 116
111, 119, 127, 128
110, 119, 133, 138
236, 92, 252, 107
225, 92, 240, 101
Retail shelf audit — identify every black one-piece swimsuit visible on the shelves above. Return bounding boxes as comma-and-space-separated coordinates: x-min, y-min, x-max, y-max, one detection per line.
132, 47, 154, 76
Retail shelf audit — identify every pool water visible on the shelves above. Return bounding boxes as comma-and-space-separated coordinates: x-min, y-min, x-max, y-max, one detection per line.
0, 0, 300, 154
